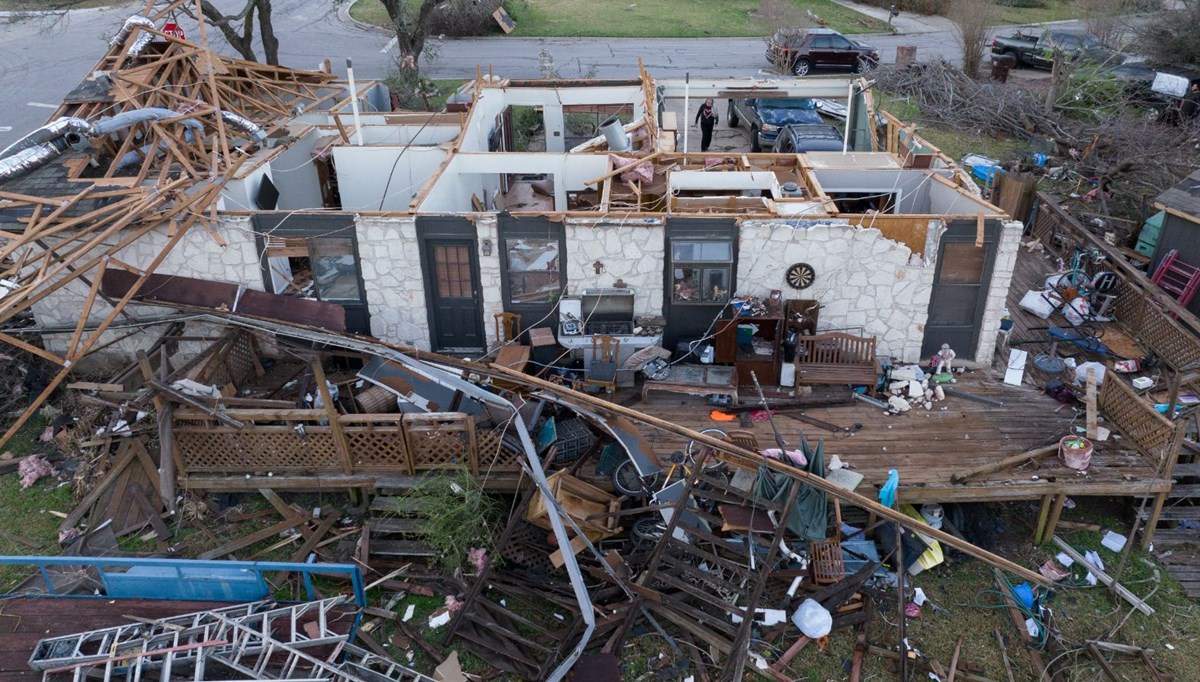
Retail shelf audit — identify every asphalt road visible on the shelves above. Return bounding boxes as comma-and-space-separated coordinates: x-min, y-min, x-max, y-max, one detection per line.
0, 0, 1080, 148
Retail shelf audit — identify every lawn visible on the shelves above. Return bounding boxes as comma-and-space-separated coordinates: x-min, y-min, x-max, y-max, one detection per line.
351, 0, 891, 38
992, 0, 1090, 26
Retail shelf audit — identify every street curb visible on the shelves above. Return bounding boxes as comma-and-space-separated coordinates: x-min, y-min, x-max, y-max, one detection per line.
0, 2, 126, 18
338, 0, 392, 36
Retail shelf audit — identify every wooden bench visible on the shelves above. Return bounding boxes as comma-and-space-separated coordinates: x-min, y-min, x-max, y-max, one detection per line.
794, 333, 880, 386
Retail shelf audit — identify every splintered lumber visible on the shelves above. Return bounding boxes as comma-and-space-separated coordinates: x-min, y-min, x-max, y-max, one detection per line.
1052, 536, 1154, 615
993, 568, 1048, 681
951, 444, 1059, 483
994, 628, 1016, 682
198, 514, 310, 560
867, 645, 996, 682
1087, 643, 1122, 682
479, 359, 1053, 587
58, 443, 137, 531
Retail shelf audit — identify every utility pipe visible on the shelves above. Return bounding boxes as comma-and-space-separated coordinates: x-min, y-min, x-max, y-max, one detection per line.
346, 58, 364, 146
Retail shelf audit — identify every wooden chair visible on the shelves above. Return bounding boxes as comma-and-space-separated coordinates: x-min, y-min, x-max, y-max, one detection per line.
584, 335, 620, 397
726, 429, 761, 453
494, 312, 522, 347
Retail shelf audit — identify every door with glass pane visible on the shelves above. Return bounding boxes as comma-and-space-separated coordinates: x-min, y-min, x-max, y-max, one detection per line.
921, 219, 998, 360
664, 220, 738, 351
500, 216, 565, 336
424, 239, 486, 352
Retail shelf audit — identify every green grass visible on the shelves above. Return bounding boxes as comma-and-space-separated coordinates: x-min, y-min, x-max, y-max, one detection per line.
992, 0, 1089, 26
0, 415, 73, 590
351, 0, 890, 38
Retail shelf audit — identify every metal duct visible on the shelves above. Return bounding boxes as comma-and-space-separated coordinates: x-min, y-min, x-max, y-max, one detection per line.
109, 15, 156, 56
0, 143, 67, 183
599, 116, 631, 152
93, 108, 203, 136
0, 117, 93, 161
220, 111, 268, 144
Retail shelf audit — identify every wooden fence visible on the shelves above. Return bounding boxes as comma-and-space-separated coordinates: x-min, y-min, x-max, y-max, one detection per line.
1098, 375, 1180, 474
174, 409, 523, 476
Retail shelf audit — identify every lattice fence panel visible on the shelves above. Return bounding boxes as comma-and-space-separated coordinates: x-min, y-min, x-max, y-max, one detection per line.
347, 422, 411, 472
1111, 281, 1146, 333
1138, 306, 1200, 371
1099, 376, 1176, 470
1031, 206, 1080, 261
476, 428, 524, 473
175, 426, 342, 473
197, 332, 260, 389
404, 413, 478, 473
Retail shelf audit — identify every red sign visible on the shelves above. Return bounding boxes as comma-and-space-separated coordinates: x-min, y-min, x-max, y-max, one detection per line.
162, 22, 186, 40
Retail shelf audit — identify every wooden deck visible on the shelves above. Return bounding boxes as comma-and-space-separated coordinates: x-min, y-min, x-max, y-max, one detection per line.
630, 372, 1172, 504
0, 598, 232, 679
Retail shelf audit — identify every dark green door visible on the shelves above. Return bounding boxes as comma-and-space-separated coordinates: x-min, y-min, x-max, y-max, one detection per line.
921, 220, 998, 360
424, 239, 485, 353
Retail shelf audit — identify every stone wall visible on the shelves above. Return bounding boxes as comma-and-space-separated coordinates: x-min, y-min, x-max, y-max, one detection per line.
355, 216, 430, 349
975, 220, 1024, 363
476, 216, 504, 349
30, 216, 261, 361
564, 219, 665, 318
737, 220, 936, 362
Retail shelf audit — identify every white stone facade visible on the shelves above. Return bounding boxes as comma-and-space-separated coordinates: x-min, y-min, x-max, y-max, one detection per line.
30, 216, 261, 361
563, 219, 666, 318
975, 220, 1024, 364
737, 220, 936, 362
355, 217, 430, 349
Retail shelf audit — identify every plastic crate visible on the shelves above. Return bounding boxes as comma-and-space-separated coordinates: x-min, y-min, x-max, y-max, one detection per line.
552, 417, 596, 464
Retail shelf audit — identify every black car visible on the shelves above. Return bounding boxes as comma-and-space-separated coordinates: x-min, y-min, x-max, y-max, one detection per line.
771, 124, 844, 153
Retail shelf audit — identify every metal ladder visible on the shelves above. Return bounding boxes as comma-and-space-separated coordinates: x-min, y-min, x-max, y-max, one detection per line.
35, 597, 433, 682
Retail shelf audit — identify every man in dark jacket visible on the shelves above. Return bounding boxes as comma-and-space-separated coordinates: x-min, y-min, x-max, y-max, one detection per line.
694, 98, 718, 152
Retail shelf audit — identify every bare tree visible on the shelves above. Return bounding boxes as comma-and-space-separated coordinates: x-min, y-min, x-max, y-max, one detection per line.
1081, 0, 1134, 49
379, 0, 454, 74
947, 0, 997, 78
179, 0, 281, 65
1137, 0, 1200, 66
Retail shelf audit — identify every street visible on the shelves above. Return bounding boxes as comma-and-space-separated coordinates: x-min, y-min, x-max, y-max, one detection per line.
0, 0, 1078, 148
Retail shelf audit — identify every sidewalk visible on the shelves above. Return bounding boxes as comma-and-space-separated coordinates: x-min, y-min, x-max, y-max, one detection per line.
826, 0, 957, 35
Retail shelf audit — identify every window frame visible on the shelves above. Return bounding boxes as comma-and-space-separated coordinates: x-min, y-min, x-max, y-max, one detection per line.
498, 220, 567, 313
670, 238, 736, 305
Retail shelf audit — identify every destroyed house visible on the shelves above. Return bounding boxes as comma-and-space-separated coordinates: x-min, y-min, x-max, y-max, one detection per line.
5, 15, 1200, 681
1, 48, 1019, 381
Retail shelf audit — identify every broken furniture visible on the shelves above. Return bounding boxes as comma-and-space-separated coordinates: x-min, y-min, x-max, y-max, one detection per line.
715, 303, 787, 387
793, 333, 880, 386
641, 363, 739, 404
525, 470, 622, 542
1150, 248, 1200, 307
494, 311, 522, 345
583, 334, 620, 396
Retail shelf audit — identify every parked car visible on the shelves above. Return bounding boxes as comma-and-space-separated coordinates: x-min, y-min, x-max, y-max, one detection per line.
990, 29, 1125, 70
765, 28, 880, 77
771, 124, 844, 153
727, 97, 824, 152
1102, 62, 1200, 123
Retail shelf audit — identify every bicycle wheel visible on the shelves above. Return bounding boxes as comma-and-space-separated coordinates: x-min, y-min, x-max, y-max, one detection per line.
612, 459, 658, 497
685, 428, 727, 458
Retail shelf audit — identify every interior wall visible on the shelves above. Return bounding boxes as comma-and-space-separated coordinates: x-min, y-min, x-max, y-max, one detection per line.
357, 125, 462, 145
737, 219, 935, 361
219, 164, 273, 211
928, 177, 998, 215
332, 146, 448, 211
812, 169, 933, 214
270, 130, 323, 210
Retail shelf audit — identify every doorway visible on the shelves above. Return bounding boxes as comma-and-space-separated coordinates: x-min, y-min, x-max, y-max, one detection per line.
418, 218, 486, 353
921, 219, 999, 360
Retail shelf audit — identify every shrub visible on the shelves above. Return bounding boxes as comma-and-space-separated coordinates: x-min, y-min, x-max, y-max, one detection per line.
397, 468, 502, 573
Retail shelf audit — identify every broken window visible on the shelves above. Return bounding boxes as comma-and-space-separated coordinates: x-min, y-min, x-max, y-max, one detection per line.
310, 237, 362, 302
505, 237, 562, 304
671, 240, 733, 304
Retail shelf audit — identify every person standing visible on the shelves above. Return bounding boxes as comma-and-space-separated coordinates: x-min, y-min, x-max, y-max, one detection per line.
694, 97, 718, 152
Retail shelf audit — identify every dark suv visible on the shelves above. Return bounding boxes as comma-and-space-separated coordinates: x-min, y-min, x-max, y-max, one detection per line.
766, 28, 880, 77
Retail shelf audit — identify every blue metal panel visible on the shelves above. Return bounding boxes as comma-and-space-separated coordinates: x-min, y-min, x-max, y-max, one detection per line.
102, 565, 269, 602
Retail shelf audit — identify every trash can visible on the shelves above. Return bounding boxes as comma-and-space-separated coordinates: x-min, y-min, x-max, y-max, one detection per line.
991, 54, 1017, 83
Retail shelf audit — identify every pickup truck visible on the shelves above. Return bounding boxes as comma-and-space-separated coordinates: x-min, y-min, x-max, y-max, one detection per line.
726, 97, 824, 152
990, 29, 1124, 70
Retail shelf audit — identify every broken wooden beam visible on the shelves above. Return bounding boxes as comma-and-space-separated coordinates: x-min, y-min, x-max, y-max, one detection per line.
951, 444, 1059, 484
197, 514, 310, 560
146, 380, 245, 428
1052, 536, 1154, 615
